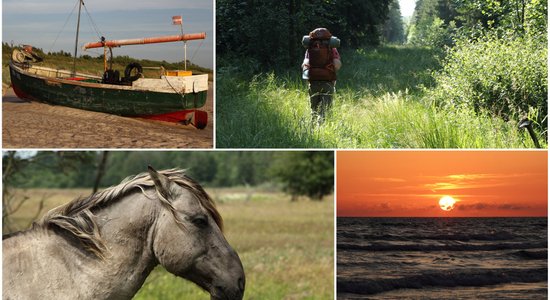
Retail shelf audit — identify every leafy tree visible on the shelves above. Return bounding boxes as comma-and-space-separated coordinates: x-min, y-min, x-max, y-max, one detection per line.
524, 0, 547, 37
408, 0, 456, 47
382, 0, 406, 44
271, 152, 334, 201
427, 32, 547, 132
217, 0, 391, 70
2, 151, 98, 233
3, 151, 336, 207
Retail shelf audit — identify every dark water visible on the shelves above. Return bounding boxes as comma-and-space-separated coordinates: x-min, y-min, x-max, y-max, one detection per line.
337, 218, 548, 299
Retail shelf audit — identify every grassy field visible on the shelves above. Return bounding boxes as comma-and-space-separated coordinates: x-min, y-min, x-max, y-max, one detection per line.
4, 188, 334, 300
216, 46, 544, 148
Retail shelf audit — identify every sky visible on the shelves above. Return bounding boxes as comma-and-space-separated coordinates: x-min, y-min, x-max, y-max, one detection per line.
2, 0, 213, 68
2, 1, 415, 68
399, 0, 416, 18
337, 151, 548, 217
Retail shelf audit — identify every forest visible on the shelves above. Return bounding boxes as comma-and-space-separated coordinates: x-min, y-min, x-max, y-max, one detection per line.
2, 151, 334, 197
216, 0, 547, 148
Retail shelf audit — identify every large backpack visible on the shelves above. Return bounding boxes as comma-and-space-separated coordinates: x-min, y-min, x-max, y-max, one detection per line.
307, 28, 336, 81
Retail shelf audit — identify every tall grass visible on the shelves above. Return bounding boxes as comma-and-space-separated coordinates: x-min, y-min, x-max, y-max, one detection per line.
217, 46, 543, 148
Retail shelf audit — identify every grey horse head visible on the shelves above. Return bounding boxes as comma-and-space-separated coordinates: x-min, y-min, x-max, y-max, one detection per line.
147, 167, 245, 299
3, 167, 245, 300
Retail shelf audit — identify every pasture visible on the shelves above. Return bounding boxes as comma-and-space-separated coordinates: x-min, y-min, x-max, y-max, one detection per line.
4, 188, 334, 299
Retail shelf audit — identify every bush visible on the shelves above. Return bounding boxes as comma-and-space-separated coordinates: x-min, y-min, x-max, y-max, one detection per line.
428, 31, 547, 132
409, 18, 455, 50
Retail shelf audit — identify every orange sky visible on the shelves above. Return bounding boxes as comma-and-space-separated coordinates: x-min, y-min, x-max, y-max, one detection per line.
337, 151, 548, 217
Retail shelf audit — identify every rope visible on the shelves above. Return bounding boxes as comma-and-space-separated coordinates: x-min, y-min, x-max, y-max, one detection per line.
164, 76, 185, 95
48, 0, 104, 55
163, 76, 188, 108
189, 38, 204, 66
82, 1, 103, 39
48, 0, 79, 53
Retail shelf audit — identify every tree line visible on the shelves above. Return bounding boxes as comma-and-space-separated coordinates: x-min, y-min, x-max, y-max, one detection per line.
217, 0, 401, 69
3, 151, 333, 232
2, 151, 334, 200
408, 0, 547, 48
2, 43, 212, 74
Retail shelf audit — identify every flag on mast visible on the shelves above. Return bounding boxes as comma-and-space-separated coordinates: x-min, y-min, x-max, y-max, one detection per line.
172, 16, 182, 25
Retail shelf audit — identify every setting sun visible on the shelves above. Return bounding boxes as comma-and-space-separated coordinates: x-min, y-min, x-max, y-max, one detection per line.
337, 151, 547, 217
439, 196, 456, 211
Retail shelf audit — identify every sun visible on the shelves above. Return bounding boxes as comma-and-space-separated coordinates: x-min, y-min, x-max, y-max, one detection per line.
439, 196, 456, 211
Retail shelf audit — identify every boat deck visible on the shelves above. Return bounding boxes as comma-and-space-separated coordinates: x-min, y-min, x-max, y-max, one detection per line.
24, 64, 102, 81
13, 63, 209, 94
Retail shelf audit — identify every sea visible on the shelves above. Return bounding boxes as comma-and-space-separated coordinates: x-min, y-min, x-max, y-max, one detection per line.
337, 217, 548, 299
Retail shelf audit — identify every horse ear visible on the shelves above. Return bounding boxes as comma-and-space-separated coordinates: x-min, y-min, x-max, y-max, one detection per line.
148, 166, 171, 199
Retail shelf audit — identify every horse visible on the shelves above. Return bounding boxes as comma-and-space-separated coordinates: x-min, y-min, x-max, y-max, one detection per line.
3, 167, 245, 300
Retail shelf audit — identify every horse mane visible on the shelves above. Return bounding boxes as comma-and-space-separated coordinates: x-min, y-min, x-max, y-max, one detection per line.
34, 169, 223, 259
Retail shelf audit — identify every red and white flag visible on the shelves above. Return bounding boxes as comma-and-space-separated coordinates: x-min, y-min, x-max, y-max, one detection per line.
172, 16, 182, 25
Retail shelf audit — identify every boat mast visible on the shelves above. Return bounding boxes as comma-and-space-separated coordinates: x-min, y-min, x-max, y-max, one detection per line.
178, 19, 187, 71
73, 0, 83, 75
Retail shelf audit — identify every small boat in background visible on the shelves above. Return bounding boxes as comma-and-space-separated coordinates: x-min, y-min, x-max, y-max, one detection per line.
9, 0, 209, 129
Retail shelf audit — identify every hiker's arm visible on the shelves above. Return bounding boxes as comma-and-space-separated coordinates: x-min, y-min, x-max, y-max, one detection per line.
333, 48, 341, 71
333, 58, 341, 71
302, 50, 310, 69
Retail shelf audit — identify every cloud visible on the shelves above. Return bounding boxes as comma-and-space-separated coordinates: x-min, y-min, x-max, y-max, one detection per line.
424, 182, 459, 190
349, 193, 437, 199
3, 1, 213, 67
446, 174, 495, 180
422, 173, 533, 192
4, 0, 212, 15
496, 203, 531, 210
457, 202, 531, 211
379, 202, 391, 210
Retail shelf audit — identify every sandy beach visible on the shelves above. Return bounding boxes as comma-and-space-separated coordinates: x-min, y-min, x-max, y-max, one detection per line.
2, 83, 213, 148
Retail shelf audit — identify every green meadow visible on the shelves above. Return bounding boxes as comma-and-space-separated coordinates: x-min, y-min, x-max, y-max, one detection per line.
216, 45, 544, 149
6, 188, 334, 300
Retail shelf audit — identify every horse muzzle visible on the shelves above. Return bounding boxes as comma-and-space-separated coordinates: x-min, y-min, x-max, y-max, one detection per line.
210, 275, 245, 300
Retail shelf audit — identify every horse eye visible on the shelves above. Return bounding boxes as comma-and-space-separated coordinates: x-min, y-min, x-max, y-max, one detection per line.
192, 215, 209, 228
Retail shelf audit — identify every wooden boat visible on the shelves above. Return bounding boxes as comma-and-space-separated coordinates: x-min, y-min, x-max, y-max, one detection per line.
8, 1, 209, 129
9, 57, 209, 128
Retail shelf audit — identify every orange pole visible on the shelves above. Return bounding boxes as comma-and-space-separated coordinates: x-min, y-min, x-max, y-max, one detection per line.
83, 33, 206, 49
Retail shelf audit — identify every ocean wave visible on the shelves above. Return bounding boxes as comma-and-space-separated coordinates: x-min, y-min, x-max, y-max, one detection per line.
337, 268, 547, 295
511, 250, 548, 260
337, 241, 546, 252
337, 231, 521, 242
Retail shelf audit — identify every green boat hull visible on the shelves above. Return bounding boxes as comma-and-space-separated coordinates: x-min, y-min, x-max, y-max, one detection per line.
9, 63, 207, 118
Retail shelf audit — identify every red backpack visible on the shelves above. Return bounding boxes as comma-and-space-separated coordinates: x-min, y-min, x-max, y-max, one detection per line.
307, 28, 336, 81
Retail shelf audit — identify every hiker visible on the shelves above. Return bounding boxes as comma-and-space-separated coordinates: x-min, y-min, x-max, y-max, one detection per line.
301, 28, 341, 124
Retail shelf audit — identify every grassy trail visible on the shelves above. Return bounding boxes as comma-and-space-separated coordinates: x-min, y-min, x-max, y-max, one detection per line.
217, 45, 543, 148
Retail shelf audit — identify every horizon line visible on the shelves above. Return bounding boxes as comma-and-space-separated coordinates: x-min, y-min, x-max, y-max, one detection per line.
337, 216, 548, 218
